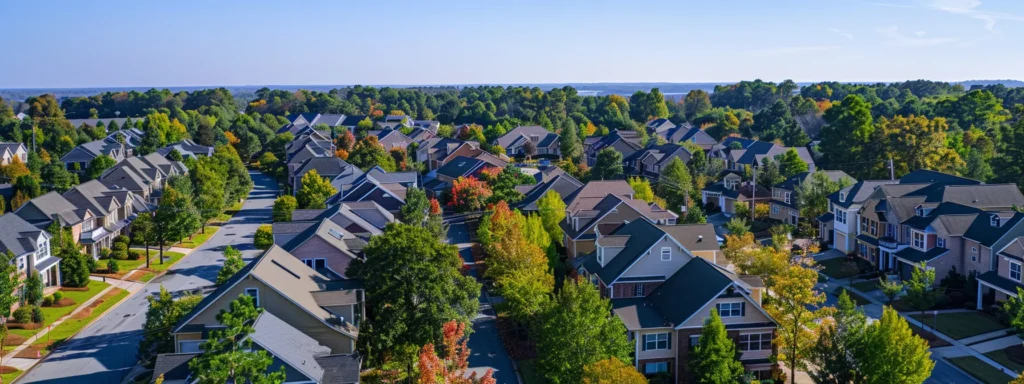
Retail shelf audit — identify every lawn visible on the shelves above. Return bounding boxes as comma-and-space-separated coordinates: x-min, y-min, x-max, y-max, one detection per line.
214, 200, 246, 222
947, 356, 1015, 384
0, 367, 22, 383
837, 287, 871, 306
908, 322, 952, 348
9, 280, 112, 339
818, 257, 871, 279
909, 311, 1006, 340
984, 345, 1024, 374
517, 359, 544, 384
31, 288, 129, 355
851, 279, 881, 292
173, 226, 219, 249
127, 251, 187, 282
95, 250, 162, 277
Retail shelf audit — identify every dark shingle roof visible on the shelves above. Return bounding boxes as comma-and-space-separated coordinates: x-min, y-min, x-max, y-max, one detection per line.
591, 220, 665, 283
646, 257, 733, 325
316, 354, 362, 384
151, 353, 198, 381
895, 247, 949, 264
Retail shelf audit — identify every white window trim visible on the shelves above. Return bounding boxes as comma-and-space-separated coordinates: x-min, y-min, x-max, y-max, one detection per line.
245, 288, 260, 307
716, 302, 743, 318
912, 231, 925, 250
660, 247, 671, 261
937, 237, 946, 248
739, 332, 773, 351
643, 333, 670, 351
634, 284, 644, 297
1011, 261, 1022, 282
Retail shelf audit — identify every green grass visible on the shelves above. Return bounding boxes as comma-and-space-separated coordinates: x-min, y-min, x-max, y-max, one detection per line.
1, 368, 23, 383
910, 312, 1007, 340
145, 251, 187, 273
214, 200, 246, 222
517, 359, 544, 384
818, 257, 866, 279
33, 288, 129, 354
10, 281, 112, 338
838, 287, 871, 306
102, 250, 161, 274
851, 279, 882, 292
948, 356, 1014, 384
173, 226, 219, 249
984, 347, 1024, 374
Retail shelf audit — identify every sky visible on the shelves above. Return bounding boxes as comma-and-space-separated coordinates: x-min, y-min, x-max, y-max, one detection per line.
2, 0, 1023, 88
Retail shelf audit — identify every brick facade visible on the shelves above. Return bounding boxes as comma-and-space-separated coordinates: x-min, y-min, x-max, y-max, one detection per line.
612, 282, 663, 299
670, 328, 777, 383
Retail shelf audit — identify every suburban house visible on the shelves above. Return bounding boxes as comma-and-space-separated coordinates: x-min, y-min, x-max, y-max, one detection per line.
645, 118, 676, 134
584, 130, 643, 167
277, 113, 350, 135
153, 311, 361, 384
656, 125, 718, 150
15, 191, 93, 249
517, 171, 584, 213
157, 139, 214, 159
171, 245, 362, 355
494, 125, 560, 158
327, 167, 416, 213
405, 127, 436, 144
62, 180, 140, 258
60, 137, 131, 171
561, 181, 678, 257
768, 171, 851, 225
708, 137, 815, 173
274, 217, 368, 280
0, 142, 28, 165
819, 179, 897, 252
375, 115, 414, 130
424, 153, 508, 199
415, 138, 483, 171
372, 129, 415, 150
411, 120, 440, 134
99, 153, 188, 204
623, 143, 693, 180
0, 213, 60, 288
572, 219, 774, 381
290, 157, 364, 195
282, 201, 394, 240
701, 176, 771, 217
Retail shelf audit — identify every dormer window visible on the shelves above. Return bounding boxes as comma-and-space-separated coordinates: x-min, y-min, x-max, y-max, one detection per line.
839, 192, 846, 202
916, 206, 924, 217
991, 215, 1000, 227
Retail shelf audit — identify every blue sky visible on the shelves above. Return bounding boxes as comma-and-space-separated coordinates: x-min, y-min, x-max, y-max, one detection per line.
2, 0, 1022, 88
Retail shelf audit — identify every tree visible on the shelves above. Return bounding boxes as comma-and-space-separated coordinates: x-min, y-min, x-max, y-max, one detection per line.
536, 190, 566, 246
724, 217, 750, 236
534, 280, 632, 384
416, 320, 496, 384
996, 114, 1024, 189
689, 309, 745, 384
254, 225, 274, 250
482, 203, 552, 323
355, 117, 375, 137
24, 271, 44, 307
138, 286, 202, 361
348, 223, 480, 369
857, 307, 934, 384
756, 157, 784, 188
191, 159, 226, 232
41, 161, 79, 193
559, 118, 582, 162
10, 191, 29, 210
188, 295, 286, 384
628, 177, 665, 207
1003, 287, 1024, 336
683, 90, 713, 121
592, 147, 623, 180
776, 148, 809, 178
820, 95, 875, 178
348, 136, 396, 172
0, 251, 20, 350
880, 278, 904, 305
400, 188, 429, 224
13, 175, 41, 199
448, 176, 491, 212
155, 187, 201, 262
795, 171, 852, 230
84, 154, 117, 180
272, 195, 297, 222
132, 213, 155, 269
296, 170, 337, 209
216, 246, 245, 285
166, 148, 183, 162
808, 290, 866, 384
480, 164, 534, 205
658, 157, 693, 212
581, 357, 647, 384
766, 262, 831, 384
749, 99, 809, 146
872, 115, 963, 178
904, 262, 943, 327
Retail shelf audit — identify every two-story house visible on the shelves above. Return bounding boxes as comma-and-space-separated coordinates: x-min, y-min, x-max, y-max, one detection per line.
0, 142, 28, 165
14, 192, 94, 252
656, 125, 718, 150
645, 118, 676, 134
415, 138, 484, 171
560, 181, 678, 257
0, 213, 60, 288
623, 143, 693, 181
62, 180, 139, 258
708, 137, 815, 174
583, 130, 643, 167
819, 180, 897, 253
99, 153, 187, 204
573, 219, 775, 382
156, 139, 214, 159
494, 125, 560, 158
701, 177, 771, 217
768, 171, 851, 225
290, 157, 364, 196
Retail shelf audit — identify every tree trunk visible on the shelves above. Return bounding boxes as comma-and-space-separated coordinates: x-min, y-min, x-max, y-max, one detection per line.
145, 242, 150, 269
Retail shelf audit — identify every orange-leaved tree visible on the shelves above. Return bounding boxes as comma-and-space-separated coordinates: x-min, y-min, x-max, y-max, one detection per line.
448, 176, 491, 212
417, 320, 495, 384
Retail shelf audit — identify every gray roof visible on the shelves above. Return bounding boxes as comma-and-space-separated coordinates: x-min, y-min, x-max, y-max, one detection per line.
15, 191, 89, 227
316, 354, 362, 384
518, 174, 584, 212
60, 138, 125, 164
0, 213, 47, 256
250, 311, 332, 383
67, 117, 132, 128
157, 139, 214, 159
151, 353, 198, 382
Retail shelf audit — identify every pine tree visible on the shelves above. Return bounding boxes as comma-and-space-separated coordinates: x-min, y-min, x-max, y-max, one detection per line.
689, 309, 745, 383
188, 295, 286, 384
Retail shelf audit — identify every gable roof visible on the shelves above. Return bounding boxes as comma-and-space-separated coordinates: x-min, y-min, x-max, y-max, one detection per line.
611, 257, 738, 329
517, 173, 584, 212
0, 213, 47, 256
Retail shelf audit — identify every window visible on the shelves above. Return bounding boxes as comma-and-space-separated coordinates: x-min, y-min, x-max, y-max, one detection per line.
869, 222, 877, 236
245, 288, 259, 307
303, 259, 326, 269
689, 335, 700, 351
179, 340, 203, 353
661, 247, 671, 261
1011, 262, 1022, 282
972, 246, 978, 253
972, 255, 977, 262
644, 362, 669, 374
596, 247, 604, 265
992, 215, 1001, 227
937, 237, 946, 248
886, 223, 896, 237
772, 205, 780, 214
634, 284, 644, 297
839, 192, 846, 201
835, 209, 847, 224
16, 257, 25, 272
82, 219, 94, 231
717, 302, 743, 317
784, 192, 791, 204
643, 333, 670, 351
912, 231, 925, 249
861, 219, 869, 233
739, 332, 774, 351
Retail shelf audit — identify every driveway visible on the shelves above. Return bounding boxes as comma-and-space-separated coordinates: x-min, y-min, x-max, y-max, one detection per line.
448, 223, 518, 384
17, 171, 278, 384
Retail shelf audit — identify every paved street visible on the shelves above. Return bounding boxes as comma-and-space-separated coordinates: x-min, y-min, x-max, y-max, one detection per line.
449, 223, 518, 384
17, 171, 278, 384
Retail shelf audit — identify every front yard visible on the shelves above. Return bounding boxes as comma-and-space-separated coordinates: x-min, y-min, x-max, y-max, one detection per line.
983, 345, 1024, 375
173, 226, 219, 249
948, 356, 1014, 384
909, 311, 1006, 340
850, 279, 881, 292
6, 280, 112, 340
818, 257, 873, 280
28, 287, 130, 356
125, 251, 187, 282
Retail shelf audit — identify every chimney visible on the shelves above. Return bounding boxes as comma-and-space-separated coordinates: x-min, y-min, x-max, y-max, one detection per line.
697, 235, 703, 242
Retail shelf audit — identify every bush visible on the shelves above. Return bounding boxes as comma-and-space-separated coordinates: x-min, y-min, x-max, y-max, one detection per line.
127, 249, 143, 261
113, 235, 130, 247
107, 258, 120, 274
99, 248, 112, 260
947, 291, 967, 307
52, 291, 63, 301
112, 242, 128, 260
12, 307, 31, 323
965, 301, 977, 310
42, 296, 54, 307
31, 306, 44, 323
86, 255, 98, 273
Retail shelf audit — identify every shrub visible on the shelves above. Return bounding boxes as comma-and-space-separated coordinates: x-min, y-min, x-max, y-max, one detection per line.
86, 255, 98, 273
99, 248, 112, 259
112, 242, 128, 260
42, 296, 54, 307
947, 291, 967, 307
127, 249, 142, 261
113, 235, 130, 247
52, 291, 63, 301
31, 306, 44, 323
107, 258, 120, 274
12, 307, 31, 323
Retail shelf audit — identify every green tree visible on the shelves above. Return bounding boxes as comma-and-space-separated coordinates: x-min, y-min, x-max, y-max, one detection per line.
14, 175, 41, 199
400, 187, 429, 224
592, 147, 623, 180
348, 136, 396, 171
188, 295, 286, 384
191, 159, 226, 232
0, 251, 20, 350
296, 170, 337, 209
41, 161, 79, 192
534, 280, 631, 384
724, 217, 750, 236
657, 157, 693, 212
683, 90, 713, 121
84, 154, 117, 180
776, 148, 809, 178
212, 145, 253, 204
879, 278, 904, 305
58, 250, 91, 288
24, 271, 44, 307
820, 95, 875, 178
216, 246, 245, 285
808, 290, 866, 384
272, 195, 297, 222
348, 223, 480, 369
254, 225, 274, 250
689, 309, 745, 384
904, 262, 943, 325
559, 118, 582, 162
857, 307, 934, 384
482, 164, 535, 205
138, 286, 202, 361
996, 113, 1024, 189
750, 99, 809, 146
536, 190, 566, 246
766, 262, 830, 384
132, 213, 155, 269
795, 171, 852, 230
355, 117, 375, 137
155, 187, 201, 262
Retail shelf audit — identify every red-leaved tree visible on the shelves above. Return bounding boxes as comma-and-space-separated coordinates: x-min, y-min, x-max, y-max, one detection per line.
417, 320, 495, 384
448, 176, 491, 212
429, 198, 443, 216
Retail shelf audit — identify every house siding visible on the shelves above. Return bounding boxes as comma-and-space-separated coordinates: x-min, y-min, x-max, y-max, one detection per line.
679, 296, 772, 329
619, 237, 694, 280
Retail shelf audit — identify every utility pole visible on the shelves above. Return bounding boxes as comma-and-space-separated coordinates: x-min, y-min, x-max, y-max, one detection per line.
751, 165, 757, 222
889, 157, 895, 180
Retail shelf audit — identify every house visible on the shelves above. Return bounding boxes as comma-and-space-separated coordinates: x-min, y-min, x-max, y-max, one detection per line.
0, 213, 60, 288
14, 191, 94, 253
276, 218, 367, 280
372, 129, 415, 151
277, 113, 349, 135
976, 231, 1024, 310
0, 142, 28, 165
405, 127, 436, 144
657, 125, 718, 150
415, 138, 482, 171
584, 130, 643, 167
494, 126, 560, 158
768, 171, 851, 225
411, 120, 440, 134
327, 168, 416, 213
709, 137, 815, 173
153, 311, 361, 384
290, 157, 364, 195
517, 172, 584, 213
572, 219, 774, 381
819, 179, 898, 253
433, 154, 508, 184
375, 115, 414, 130
281, 201, 394, 240
171, 245, 362, 355
62, 180, 139, 258
99, 153, 188, 204
60, 138, 131, 171
157, 139, 214, 159
645, 118, 676, 134
623, 143, 692, 180
561, 181, 678, 257
701, 177, 772, 217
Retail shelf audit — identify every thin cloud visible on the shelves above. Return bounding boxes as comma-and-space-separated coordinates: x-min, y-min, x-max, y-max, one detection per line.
829, 28, 855, 40
876, 26, 958, 46
870, 2, 917, 8
922, 0, 1024, 30
744, 46, 840, 56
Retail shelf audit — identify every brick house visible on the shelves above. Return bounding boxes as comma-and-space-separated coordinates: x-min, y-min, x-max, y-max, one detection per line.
560, 181, 677, 257
768, 171, 851, 225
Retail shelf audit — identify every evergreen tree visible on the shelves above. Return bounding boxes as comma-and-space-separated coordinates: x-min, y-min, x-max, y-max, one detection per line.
559, 118, 582, 162
689, 309, 745, 384
400, 188, 429, 224
188, 295, 286, 384
592, 148, 623, 180
776, 148, 809, 178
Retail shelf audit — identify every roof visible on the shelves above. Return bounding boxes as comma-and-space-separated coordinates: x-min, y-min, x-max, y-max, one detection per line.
613, 257, 737, 329
830, 180, 899, 208
250, 311, 332, 382
15, 191, 88, 227
895, 246, 950, 264
564, 180, 634, 213
589, 219, 666, 283
67, 117, 133, 128
657, 224, 720, 252
316, 354, 362, 384
586, 130, 643, 154
151, 353, 198, 382
495, 126, 550, 148
0, 213, 47, 256
517, 174, 584, 211
435, 155, 490, 179
774, 170, 851, 191
978, 271, 1024, 295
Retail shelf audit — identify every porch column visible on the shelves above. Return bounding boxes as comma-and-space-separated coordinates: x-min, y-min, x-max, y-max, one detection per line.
977, 284, 983, 310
